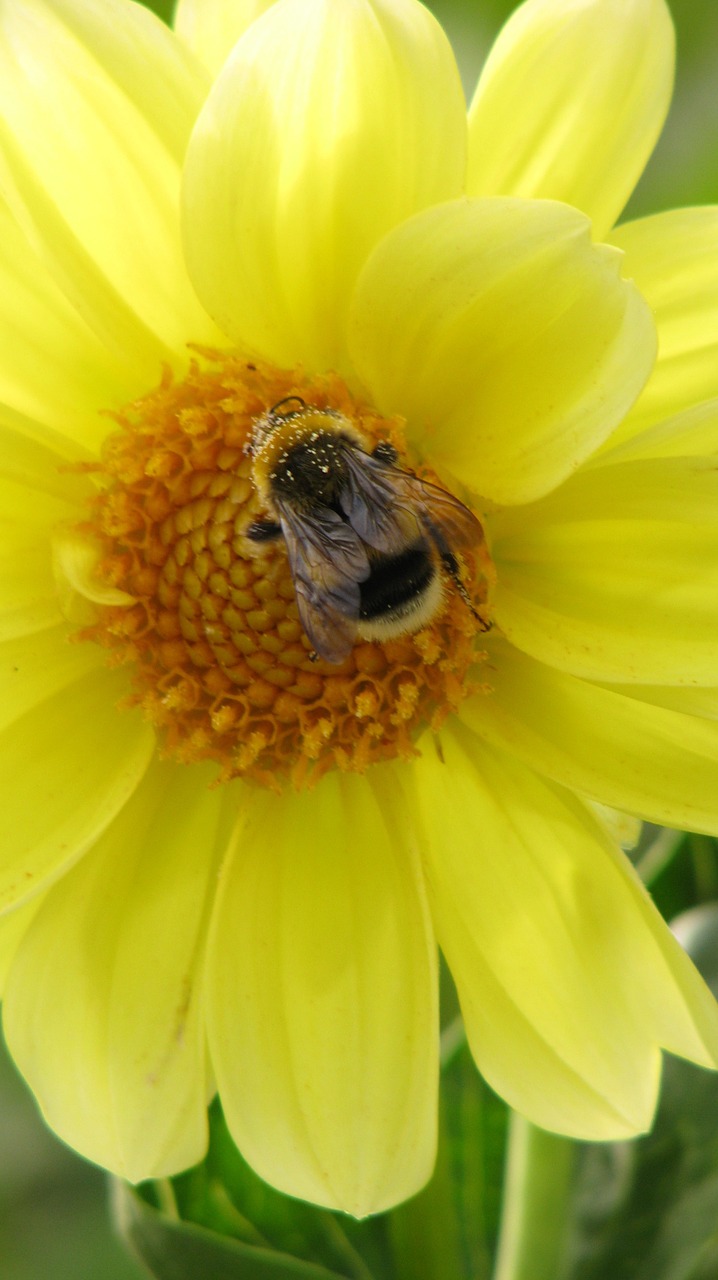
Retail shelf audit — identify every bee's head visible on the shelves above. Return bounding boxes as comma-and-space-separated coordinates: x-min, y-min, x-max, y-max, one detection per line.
245, 396, 306, 457
247, 400, 352, 461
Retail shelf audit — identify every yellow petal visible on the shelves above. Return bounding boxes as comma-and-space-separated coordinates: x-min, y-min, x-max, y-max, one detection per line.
3, 762, 228, 1180
0, 893, 43, 997
599, 397, 718, 466
174, 0, 277, 75
0, 625, 105, 735
205, 771, 438, 1216
182, 0, 466, 371
0, 401, 95, 466
0, 203, 141, 452
349, 198, 655, 505
0, 666, 155, 913
607, 207, 718, 441
489, 456, 718, 684
410, 725, 718, 1139
589, 802, 642, 852
463, 635, 718, 835
614, 684, 718, 720
0, 423, 90, 639
0, 420, 91, 504
0, 535, 61, 640
467, 0, 674, 241
0, 0, 216, 374
52, 524, 135, 609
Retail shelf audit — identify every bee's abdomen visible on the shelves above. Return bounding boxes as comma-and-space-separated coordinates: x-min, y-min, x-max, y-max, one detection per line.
359, 543, 435, 622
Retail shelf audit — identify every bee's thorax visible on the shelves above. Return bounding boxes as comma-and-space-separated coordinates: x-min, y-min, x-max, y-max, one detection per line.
251, 412, 368, 510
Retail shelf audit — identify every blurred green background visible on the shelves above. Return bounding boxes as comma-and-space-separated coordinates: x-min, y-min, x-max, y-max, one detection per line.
1, 0, 717, 1276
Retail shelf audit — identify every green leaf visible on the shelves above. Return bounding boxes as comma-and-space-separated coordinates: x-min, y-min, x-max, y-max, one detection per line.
112, 1181, 354, 1280
562, 901, 718, 1280
194, 1105, 386, 1279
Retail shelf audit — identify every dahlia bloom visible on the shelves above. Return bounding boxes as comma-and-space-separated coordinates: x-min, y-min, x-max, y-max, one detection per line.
1, 0, 718, 1219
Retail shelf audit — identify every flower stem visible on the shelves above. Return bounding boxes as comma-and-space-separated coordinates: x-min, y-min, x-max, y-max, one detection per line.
491, 1114, 575, 1280
387, 1099, 465, 1280
154, 1178, 180, 1220
635, 827, 685, 886
690, 833, 718, 901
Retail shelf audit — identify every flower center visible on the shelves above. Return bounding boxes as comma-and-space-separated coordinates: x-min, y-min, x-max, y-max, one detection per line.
73, 351, 493, 789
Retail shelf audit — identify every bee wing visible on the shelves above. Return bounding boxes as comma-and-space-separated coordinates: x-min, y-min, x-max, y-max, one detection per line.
339, 450, 421, 551
410, 475, 485, 553
278, 504, 370, 663
340, 450, 483, 555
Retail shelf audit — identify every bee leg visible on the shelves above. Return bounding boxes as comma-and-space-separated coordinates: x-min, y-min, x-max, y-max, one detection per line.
441, 551, 490, 631
246, 519, 282, 542
371, 440, 398, 465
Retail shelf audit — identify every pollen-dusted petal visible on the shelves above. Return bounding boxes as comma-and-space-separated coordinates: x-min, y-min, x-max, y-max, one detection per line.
0, 0, 216, 374
205, 771, 438, 1216
349, 198, 655, 505
490, 456, 718, 685
0, 204, 143, 452
0, 666, 154, 914
182, 0, 466, 372
0, 424, 92, 639
412, 726, 718, 1139
467, 0, 674, 241
3, 762, 228, 1181
606, 208, 718, 442
174, 0, 277, 75
463, 635, 718, 836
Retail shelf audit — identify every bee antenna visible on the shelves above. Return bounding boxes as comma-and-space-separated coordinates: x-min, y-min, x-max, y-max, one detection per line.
269, 395, 307, 418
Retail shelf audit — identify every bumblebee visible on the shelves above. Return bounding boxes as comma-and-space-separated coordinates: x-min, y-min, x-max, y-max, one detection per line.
246, 398, 485, 664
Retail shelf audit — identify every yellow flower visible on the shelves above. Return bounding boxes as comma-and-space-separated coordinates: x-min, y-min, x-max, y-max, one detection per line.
0, 0, 717, 1219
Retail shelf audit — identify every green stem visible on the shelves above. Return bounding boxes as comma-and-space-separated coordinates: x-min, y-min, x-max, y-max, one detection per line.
690, 833, 718, 901
491, 1114, 575, 1280
154, 1178, 180, 1220
440, 1013, 466, 1069
387, 1099, 465, 1280
635, 827, 685, 887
